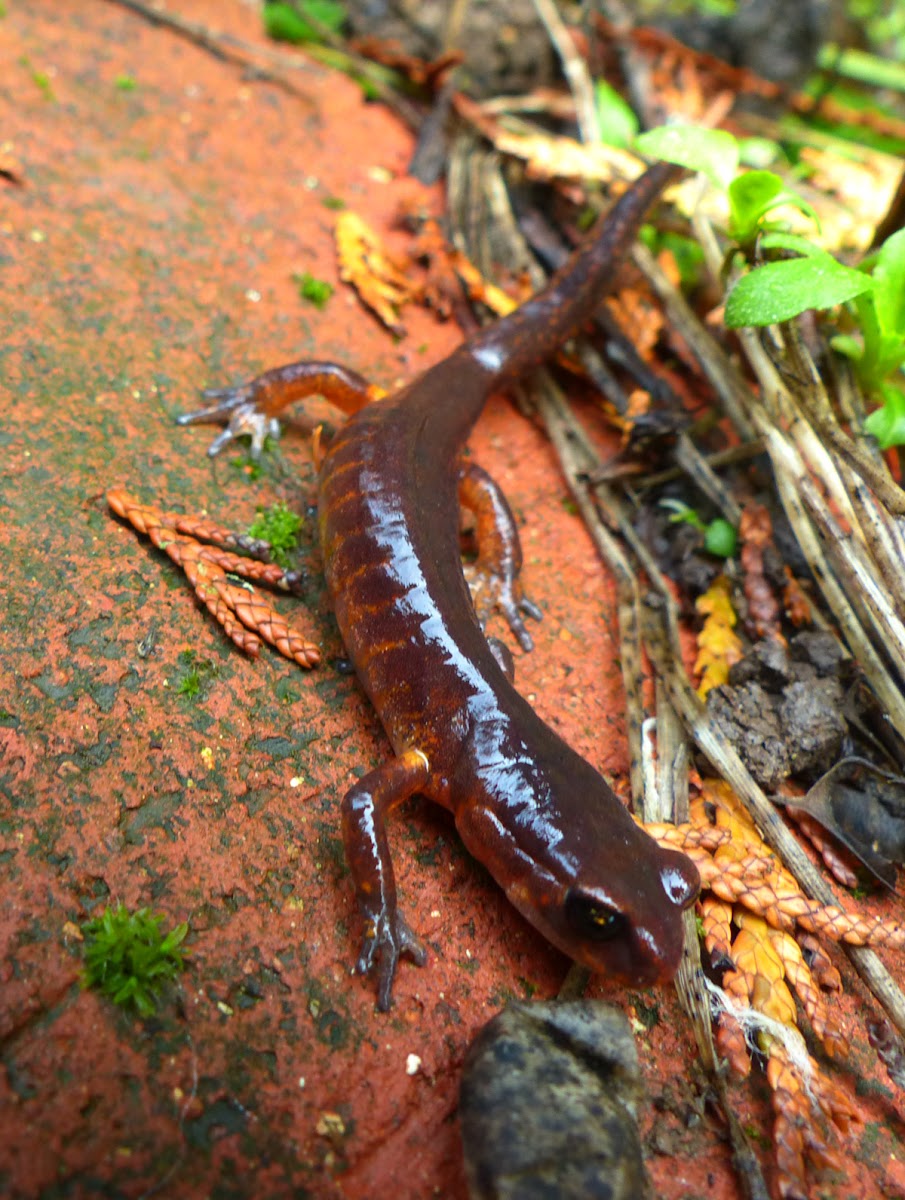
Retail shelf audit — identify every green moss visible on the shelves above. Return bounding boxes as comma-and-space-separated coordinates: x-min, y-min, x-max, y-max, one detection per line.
82, 905, 188, 1017
247, 501, 303, 568
294, 271, 334, 310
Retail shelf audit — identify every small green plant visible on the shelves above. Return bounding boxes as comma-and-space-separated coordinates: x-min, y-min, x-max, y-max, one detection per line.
294, 271, 334, 310
635, 124, 874, 327
638, 123, 905, 441
661, 499, 738, 558
231, 452, 265, 481
833, 229, 905, 448
723, 231, 874, 328
114, 75, 137, 92
82, 905, 188, 1017
247, 501, 303, 567
175, 649, 213, 700
177, 668, 202, 699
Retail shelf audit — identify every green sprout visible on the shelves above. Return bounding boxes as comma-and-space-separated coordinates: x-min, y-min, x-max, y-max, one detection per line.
593, 79, 639, 150
177, 668, 202, 700
661, 499, 738, 559
247, 501, 302, 568
833, 229, 905, 449
175, 649, 213, 701
82, 905, 188, 1018
19, 56, 55, 101
725, 170, 818, 250
294, 271, 334, 310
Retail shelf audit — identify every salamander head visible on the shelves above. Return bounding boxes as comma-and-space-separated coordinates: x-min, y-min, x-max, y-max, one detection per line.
454, 727, 701, 986
478, 800, 701, 986
505, 837, 700, 985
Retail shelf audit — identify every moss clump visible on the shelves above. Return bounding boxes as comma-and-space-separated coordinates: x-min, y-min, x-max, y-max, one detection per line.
82, 905, 188, 1017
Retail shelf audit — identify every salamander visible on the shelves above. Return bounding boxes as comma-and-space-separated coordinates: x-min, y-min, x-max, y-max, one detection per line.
177, 161, 700, 1009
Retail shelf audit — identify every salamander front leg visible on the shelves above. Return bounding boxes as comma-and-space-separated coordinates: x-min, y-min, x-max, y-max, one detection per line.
177, 361, 384, 457
341, 748, 431, 1010
459, 462, 542, 652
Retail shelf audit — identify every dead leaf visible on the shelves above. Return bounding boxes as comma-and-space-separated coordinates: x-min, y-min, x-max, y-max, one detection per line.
694, 576, 743, 697
783, 757, 905, 888
335, 211, 420, 335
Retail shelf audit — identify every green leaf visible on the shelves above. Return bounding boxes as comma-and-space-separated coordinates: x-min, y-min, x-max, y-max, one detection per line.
872, 228, 905, 338
263, 0, 346, 45
704, 519, 738, 558
759, 232, 826, 258
864, 384, 905, 450
635, 124, 739, 189
830, 332, 865, 363
725, 254, 875, 328
727, 171, 818, 244
594, 80, 639, 149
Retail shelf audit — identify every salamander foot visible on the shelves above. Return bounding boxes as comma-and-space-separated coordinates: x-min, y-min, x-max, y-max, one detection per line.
356, 908, 428, 1012
178, 380, 281, 458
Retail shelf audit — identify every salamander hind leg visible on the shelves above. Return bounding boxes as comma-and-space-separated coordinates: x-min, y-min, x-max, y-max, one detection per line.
341, 748, 431, 1010
459, 461, 542, 653
177, 360, 384, 457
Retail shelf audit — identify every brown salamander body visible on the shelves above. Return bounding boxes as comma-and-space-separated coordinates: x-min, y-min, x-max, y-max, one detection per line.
180, 162, 700, 1008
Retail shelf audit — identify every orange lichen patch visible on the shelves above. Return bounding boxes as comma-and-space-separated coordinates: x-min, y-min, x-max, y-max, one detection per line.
693, 576, 743, 697
606, 284, 665, 360
404, 210, 460, 320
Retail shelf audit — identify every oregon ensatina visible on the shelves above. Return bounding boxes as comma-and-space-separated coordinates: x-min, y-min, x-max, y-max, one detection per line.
178, 161, 700, 1008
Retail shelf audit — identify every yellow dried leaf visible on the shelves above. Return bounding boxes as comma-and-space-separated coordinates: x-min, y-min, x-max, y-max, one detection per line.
493, 127, 641, 184
335, 211, 419, 334
694, 577, 743, 698
448, 249, 520, 317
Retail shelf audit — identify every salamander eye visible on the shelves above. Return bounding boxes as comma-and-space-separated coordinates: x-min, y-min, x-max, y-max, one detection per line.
564, 888, 627, 942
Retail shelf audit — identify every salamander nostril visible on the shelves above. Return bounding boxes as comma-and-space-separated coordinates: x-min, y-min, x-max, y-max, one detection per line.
661, 854, 701, 909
